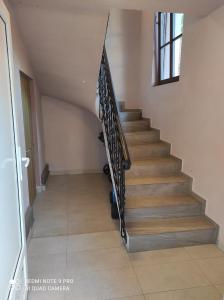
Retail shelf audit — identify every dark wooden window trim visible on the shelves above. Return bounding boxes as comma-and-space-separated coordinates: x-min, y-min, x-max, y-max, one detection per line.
157, 12, 182, 86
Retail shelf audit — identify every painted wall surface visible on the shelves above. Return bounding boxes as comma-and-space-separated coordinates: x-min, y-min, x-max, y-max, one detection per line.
4, 0, 45, 212
140, 7, 224, 247
106, 9, 142, 108
42, 96, 107, 174
8, 0, 223, 116
9, 1, 108, 114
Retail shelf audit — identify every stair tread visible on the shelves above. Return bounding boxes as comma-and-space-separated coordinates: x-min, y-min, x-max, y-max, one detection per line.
130, 157, 180, 166
121, 109, 142, 113
126, 174, 189, 186
126, 216, 215, 236
125, 129, 158, 136
129, 141, 169, 148
126, 195, 200, 209
122, 118, 149, 124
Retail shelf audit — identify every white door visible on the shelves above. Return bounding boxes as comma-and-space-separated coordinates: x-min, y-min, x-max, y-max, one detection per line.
0, 2, 27, 300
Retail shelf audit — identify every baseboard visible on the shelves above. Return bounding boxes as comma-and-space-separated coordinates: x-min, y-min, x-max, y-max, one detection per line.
50, 169, 102, 175
36, 185, 46, 193
25, 206, 34, 239
27, 222, 34, 246
41, 163, 49, 185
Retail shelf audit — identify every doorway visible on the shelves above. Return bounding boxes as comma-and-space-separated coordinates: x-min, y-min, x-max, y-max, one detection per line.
20, 72, 36, 205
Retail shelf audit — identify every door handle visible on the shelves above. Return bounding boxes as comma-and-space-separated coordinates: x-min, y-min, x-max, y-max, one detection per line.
16, 147, 30, 181
22, 157, 30, 168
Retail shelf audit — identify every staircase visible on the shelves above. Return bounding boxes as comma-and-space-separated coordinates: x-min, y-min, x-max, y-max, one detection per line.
119, 104, 218, 252
98, 46, 218, 253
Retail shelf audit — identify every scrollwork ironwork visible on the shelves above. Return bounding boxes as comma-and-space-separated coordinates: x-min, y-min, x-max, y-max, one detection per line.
98, 47, 131, 241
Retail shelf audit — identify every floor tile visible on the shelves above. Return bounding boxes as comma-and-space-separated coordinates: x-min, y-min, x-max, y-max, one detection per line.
68, 216, 117, 235
185, 244, 224, 259
28, 290, 65, 300
67, 231, 122, 252
28, 236, 67, 256
129, 247, 190, 268
65, 267, 142, 300
145, 286, 222, 300
109, 296, 145, 300
215, 283, 224, 295
134, 261, 209, 294
67, 248, 130, 274
32, 214, 67, 237
28, 253, 66, 279
197, 257, 224, 284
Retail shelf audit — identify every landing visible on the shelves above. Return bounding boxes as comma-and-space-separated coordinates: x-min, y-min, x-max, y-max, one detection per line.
32, 174, 116, 237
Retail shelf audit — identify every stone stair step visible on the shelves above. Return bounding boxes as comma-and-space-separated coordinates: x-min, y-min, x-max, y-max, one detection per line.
119, 109, 142, 121
129, 141, 171, 160
125, 129, 160, 145
126, 174, 192, 197
126, 156, 182, 177
116, 104, 219, 252
122, 119, 150, 132
126, 216, 218, 252
125, 195, 204, 220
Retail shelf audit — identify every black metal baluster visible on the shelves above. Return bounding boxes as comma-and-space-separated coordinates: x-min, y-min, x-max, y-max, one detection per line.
98, 47, 131, 242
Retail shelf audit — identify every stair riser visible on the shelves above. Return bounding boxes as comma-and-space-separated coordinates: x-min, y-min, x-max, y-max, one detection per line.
126, 160, 181, 177
129, 144, 171, 160
126, 181, 192, 197
125, 204, 204, 221
126, 131, 160, 145
122, 122, 150, 133
119, 111, 142, 122
126, 228, 218, 252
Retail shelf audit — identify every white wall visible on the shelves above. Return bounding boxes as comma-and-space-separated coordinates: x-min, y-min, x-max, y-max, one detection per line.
5, 0, 45, 212
140, 7, 224, 247
42, 96, 107, 174
106, 9, 142, 108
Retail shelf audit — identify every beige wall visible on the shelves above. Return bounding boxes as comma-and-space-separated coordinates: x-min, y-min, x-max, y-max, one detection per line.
42, 96, 107, 174
5, 1, 45, 212
140, 7, 224, 247
106, 9, 142, 108
10, 2, 108, 115
9, 0, 223, 115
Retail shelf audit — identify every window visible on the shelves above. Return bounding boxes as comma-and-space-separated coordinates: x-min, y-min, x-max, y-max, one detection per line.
155, 12, 184, 85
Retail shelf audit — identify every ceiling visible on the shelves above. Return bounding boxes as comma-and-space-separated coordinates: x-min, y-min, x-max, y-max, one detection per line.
9, 0, 224, 17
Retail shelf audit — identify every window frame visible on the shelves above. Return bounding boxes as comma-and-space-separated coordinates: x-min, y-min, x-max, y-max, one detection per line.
157, 12, 183, 85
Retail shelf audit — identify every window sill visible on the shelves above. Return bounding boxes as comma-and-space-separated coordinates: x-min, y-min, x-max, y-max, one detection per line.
155, 76, 180, 86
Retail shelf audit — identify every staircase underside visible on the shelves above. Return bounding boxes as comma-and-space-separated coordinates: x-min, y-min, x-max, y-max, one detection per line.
119, 103, 218, 252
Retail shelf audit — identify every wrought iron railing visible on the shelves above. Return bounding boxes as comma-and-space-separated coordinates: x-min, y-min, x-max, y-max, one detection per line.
98, 46, 131, 241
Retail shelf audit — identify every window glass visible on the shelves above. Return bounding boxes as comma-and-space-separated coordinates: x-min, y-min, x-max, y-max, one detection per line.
160, 13, 170, 46
172, 37, 182, 77
161, 45, 170, 80
173, 13, 184, 38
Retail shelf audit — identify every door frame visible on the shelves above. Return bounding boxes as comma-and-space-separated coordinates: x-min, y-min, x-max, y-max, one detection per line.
20, 71, 37, 206
0, 1, 28, 299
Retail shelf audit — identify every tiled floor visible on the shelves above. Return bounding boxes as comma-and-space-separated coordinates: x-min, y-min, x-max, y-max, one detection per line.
28, 174, 224, 300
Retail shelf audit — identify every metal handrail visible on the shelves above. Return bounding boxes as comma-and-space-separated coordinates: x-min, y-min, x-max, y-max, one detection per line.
98, 46, 131, 240
101, 47, 131, 168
